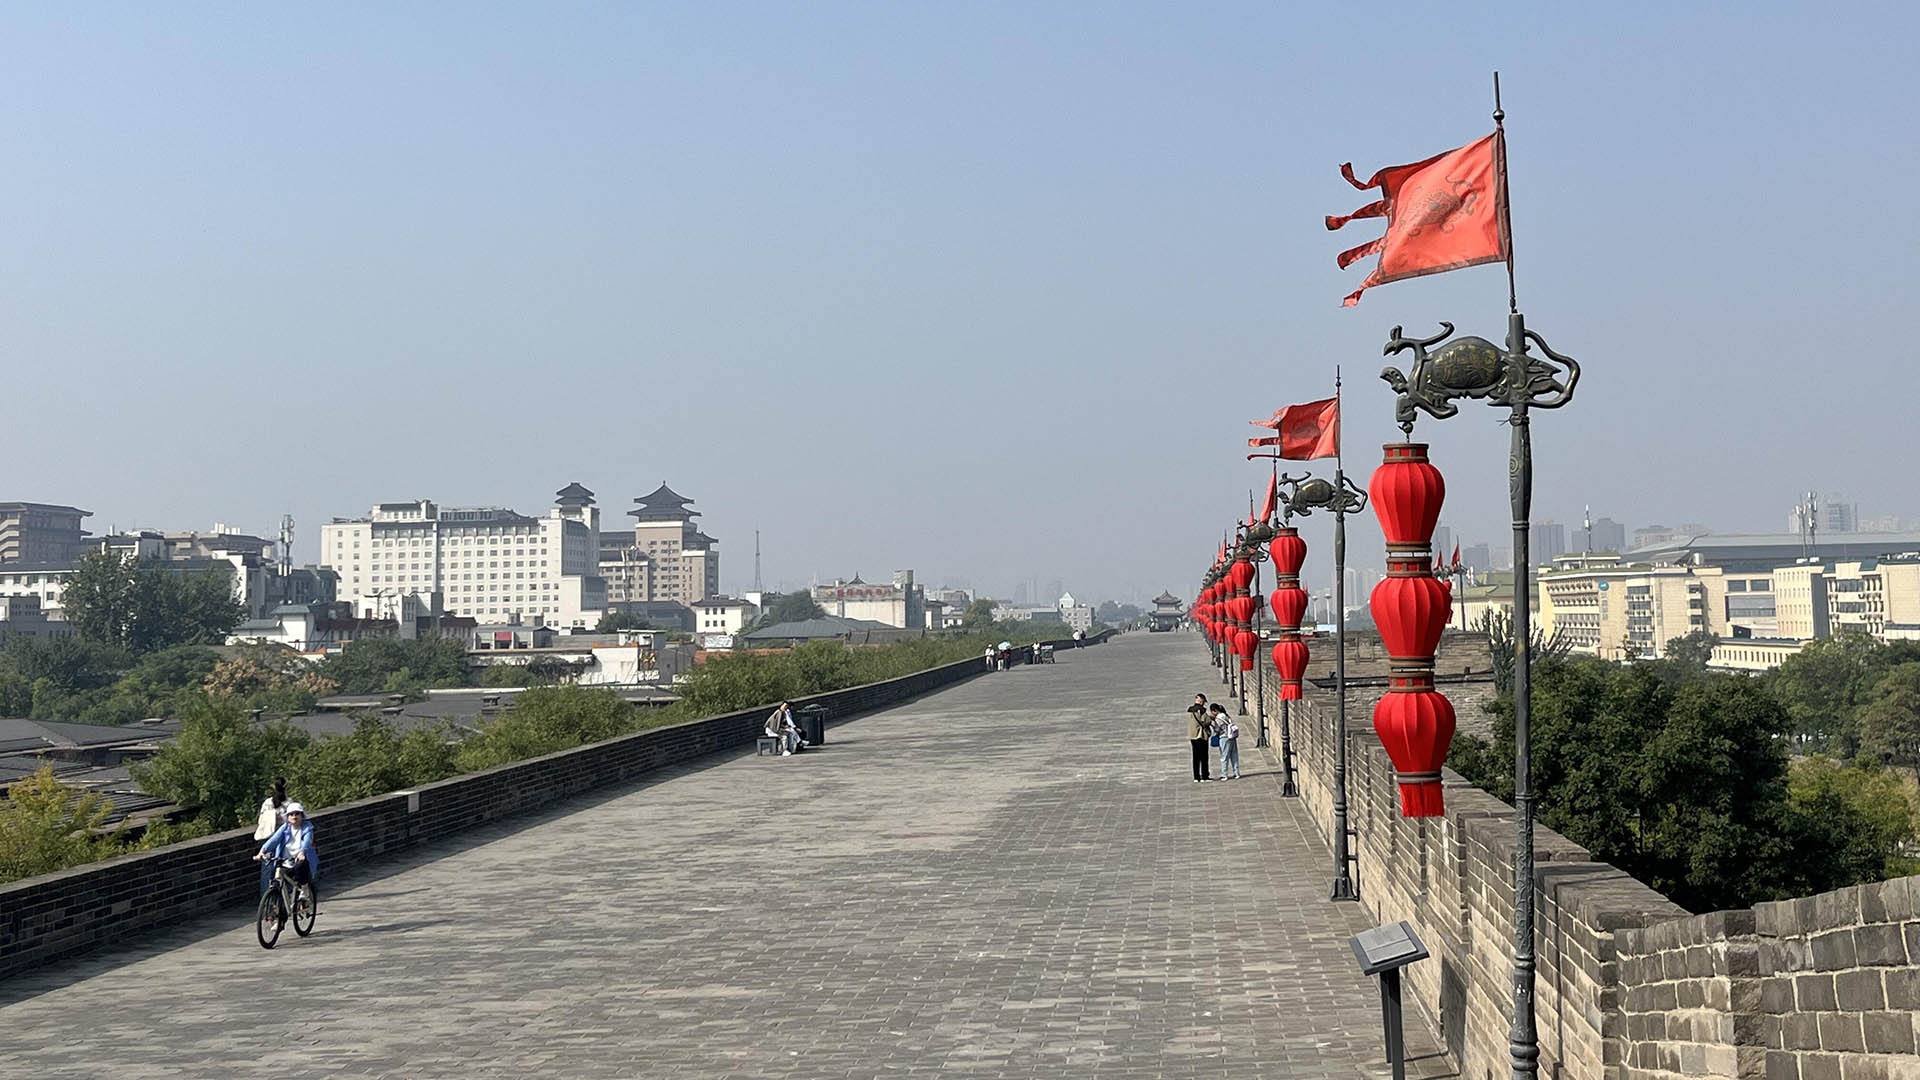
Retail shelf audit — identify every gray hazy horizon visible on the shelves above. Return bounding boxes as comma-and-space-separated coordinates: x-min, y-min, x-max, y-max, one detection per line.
5, 4, 1915, 605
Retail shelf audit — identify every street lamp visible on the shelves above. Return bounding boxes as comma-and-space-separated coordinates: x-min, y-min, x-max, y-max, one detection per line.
1273, 470, 1367, 901
1376, 312, 1579, 1078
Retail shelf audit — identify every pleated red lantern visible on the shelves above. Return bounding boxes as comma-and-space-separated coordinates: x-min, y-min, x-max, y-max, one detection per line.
1268, 528, 1305, 576
1271, 586, 1308, 631
1370, 558, 1451, 662
1234, 629, 1257, 670
1369, 443, 1446, 550
1227, 559, 1256, 592
1230, 596, 1256, 625
1372, 674, 1456, 817
1271, 637, 1309, 699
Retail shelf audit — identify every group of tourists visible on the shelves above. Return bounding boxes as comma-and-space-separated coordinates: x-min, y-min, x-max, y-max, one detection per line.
1184, 693, 1241, 782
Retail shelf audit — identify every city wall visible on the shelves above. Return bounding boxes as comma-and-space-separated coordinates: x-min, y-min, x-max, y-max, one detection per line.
1244, 632, 1920, 1080
0, 631, 1106, 981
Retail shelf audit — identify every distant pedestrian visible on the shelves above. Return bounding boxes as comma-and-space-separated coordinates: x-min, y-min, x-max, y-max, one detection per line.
253, 776, 291, 895
1187, 703, 1212, 782
1215, 706, 1242, 780
985, 646, 996, 672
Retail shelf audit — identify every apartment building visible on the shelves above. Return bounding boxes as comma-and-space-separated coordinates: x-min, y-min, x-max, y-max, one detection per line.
0, 502, 90, 564
319, 483, 606, 629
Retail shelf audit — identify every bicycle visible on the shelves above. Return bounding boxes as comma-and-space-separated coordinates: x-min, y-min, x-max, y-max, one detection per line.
255, 857, 316, 949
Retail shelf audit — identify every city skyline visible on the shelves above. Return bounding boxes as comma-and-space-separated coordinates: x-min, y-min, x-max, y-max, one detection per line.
5, 5, 1918, 602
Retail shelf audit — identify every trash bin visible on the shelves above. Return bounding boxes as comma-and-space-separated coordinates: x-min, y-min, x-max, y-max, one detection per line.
798, 704, 829, 747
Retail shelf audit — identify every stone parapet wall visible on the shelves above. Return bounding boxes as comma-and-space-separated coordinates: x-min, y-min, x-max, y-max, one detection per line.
0, 631, 1107, 980
1233, 632, 1919, 1079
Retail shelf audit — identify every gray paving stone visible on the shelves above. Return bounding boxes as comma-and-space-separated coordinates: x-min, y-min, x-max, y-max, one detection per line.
0, 632, 1451, 1078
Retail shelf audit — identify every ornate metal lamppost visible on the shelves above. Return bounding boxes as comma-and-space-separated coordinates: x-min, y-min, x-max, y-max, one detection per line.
1272, 467, 1367, 900
1375, 312, 1579, 1076
1262, 485, 1308, 795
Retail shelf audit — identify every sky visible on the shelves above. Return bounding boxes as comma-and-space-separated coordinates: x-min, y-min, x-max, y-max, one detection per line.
4, 2, 1916, 605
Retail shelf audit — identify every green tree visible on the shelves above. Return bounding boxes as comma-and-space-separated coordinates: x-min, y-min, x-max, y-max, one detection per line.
1764, 632, 1890, 754
319, 637, 470, 695
286, 716, 459, 808
1663, 630, 1720, 670
58, 552, 243, 653
130, 695, 311, 828
0, 766, 123, 883
454, 685, 638, 771
960, 599, 998, 630
1634, 676, 1797, 910
1859, 662, 1920, 771
1461, 656, 1806, 911
745, 591, 828, 632
1785, 755, 1920, 890
595, 612, 655, 633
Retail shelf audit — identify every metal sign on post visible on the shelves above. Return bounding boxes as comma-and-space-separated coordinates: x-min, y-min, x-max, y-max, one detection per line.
1350, 921, 1431, 1080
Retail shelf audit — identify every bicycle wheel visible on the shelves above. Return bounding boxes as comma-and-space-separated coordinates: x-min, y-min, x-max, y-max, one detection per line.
256, 889, 285, 949
292, 884, 316, 937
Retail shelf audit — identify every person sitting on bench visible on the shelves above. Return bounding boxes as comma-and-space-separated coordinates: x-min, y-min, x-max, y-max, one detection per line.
767, 701, 806, 756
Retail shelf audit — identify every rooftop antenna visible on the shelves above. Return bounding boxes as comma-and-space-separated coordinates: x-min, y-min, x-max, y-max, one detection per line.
1805, 491, 1818, 559
753, 529, 763, 592
1583, 504, 1592, 559
279, 514, 295, 577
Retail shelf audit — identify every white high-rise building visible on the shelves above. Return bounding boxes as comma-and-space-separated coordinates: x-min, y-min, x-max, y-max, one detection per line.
320, 483, 606, 629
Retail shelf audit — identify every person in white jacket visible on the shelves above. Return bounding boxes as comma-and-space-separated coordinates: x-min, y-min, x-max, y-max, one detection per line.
253, 777, 290, 895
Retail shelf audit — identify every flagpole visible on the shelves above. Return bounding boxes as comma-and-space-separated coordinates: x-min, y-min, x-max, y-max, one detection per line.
1495, 70, 1517, 315
1498, 68, 1541, 1080
1330, 366, 1358, 901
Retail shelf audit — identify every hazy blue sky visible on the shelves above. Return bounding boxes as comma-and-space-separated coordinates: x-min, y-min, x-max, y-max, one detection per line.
4, 3, 1915, 604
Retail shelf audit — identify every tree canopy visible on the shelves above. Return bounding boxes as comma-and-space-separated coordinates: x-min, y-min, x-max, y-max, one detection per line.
60, 552, 244, 654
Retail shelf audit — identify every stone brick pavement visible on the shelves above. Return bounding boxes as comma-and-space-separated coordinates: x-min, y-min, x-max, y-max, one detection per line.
0, 632, 1451, 1078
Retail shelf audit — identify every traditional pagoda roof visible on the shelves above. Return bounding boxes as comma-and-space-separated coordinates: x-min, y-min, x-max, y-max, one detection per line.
1152, 591, 1183, 606
629, 482, 698, 520
554, 482, 596, 506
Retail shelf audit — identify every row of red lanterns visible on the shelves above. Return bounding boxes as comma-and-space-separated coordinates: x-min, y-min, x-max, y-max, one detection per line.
1192, 440, 1460, 821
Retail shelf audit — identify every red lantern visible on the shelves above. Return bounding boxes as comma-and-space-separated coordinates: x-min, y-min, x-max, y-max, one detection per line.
1372, 674, 1456, 817
1369, 443, 1445, 550
1234, 629, 1257, 670
1369, 559, 1451, 662
1270, 585, 1308, 631
1228, 596, 1254, 625
1228, 559, 1256, 591
1271, 637, 1308, 698
1268, 527, 1305, 575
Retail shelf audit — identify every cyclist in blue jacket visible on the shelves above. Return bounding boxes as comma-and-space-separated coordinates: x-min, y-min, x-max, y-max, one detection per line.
254, 802, 320, 915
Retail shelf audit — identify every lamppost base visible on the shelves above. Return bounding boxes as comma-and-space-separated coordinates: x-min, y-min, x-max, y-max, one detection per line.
1280, 776, 1298, 798
1330, 874, 1358, 902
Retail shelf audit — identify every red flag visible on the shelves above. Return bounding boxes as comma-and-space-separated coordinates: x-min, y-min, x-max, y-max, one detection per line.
1451, 541, 1462, 569
1253, 472, 1278, 526
1328, 131, 1508, 306
1261, 397, 1339, 460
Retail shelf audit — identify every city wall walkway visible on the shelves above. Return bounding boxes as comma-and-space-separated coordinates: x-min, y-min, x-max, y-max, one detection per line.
0, 633, 1448, 1079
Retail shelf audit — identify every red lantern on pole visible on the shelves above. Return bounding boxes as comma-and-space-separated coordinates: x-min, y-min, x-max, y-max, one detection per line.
1268, 528, 1305, 575
1270, 637, 1309, 698
1366, 441, 1456, 818
1234, 628, 1257, 670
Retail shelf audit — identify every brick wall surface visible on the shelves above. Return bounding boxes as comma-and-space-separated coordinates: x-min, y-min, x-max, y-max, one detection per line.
1235, 631, 1920, 1080
0, 632, 1107, 980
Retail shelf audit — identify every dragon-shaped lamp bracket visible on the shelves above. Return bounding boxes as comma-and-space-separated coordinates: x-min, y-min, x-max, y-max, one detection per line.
1379, 317, 1580, 435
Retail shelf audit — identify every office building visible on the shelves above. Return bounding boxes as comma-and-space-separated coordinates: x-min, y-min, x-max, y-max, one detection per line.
0, 502, 90, 564
319, 482, 606, 629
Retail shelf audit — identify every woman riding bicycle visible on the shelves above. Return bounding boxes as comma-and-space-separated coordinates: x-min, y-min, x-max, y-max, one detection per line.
254, 802, 320, 915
